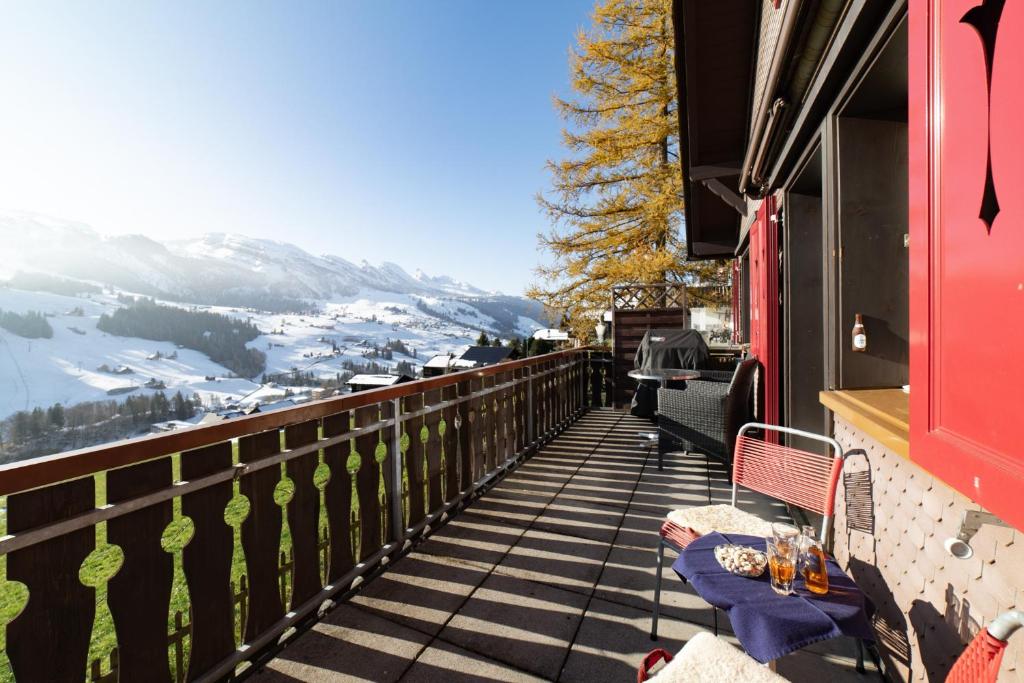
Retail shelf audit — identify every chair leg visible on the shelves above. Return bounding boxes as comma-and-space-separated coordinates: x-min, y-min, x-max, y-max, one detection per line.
855, 637, 865, 673
651, 540, 665, 640
658, 446, 664, 471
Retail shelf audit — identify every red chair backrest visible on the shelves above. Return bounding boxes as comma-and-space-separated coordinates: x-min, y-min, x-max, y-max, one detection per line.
732, 434, 844, 517
945, 628, 1007, 683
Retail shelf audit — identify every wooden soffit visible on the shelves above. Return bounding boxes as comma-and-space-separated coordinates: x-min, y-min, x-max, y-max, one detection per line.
672, 0, 758, 260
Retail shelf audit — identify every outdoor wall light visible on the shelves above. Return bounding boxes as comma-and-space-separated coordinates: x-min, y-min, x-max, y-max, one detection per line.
944, 509, 1009, 559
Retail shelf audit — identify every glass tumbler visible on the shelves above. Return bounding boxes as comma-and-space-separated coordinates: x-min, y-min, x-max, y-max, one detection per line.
766, 538, 798, 595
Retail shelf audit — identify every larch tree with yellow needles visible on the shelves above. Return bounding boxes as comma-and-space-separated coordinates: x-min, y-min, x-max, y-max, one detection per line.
530, 0, 729, 340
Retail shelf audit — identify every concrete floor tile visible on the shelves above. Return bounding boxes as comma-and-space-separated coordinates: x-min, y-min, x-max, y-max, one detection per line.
351, 553, 490, 636
439, 573, 590, 680
774, 647, 868, 682
612, 508, 676, 550
417, 514, 526, 568
493, 528, 609, 593
252, 605, 429, 683
593, 543, 717, 629
531, 496, 626, 544
463, 490, 550, 526
559, 598, 706, 683
401, 638, 546, 682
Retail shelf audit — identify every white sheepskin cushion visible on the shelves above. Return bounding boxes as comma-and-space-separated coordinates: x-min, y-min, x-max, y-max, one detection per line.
666, 504, 773, 538
648, 632, 786, 682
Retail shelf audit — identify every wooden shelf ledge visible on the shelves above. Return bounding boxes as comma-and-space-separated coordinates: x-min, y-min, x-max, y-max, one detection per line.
819, 388, 909, 458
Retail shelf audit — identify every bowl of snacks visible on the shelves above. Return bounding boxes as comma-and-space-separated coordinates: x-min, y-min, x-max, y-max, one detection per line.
713, 544, 767, 577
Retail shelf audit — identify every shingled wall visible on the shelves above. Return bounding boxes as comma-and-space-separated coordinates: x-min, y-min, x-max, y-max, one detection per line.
831, 417, 1022, 682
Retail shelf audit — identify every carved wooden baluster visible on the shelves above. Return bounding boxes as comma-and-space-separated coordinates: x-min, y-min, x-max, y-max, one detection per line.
504, 371, 515, 458
497, 370, 512, 462
557, 360, 565, 426
354, 403, 383, 560
511, 368, 523, 453
405, 393, 427, 528
540, 361, 551, 436
441, 383, 461, 502
482, 374, 497, 473
239, 429, 285, 641
554, 363, 564, 427
424, 388, 444, 513
569, 360, 578, 414
107, 457, 174, 682
6, 477, 95, 682
456, 378, 473, 493
284, 419, 322, 606
181, 442, 236, 679
520, 368, 530, 448
322, 411, 353, 582
565, 360, 573, 418
469, 376, 485, 482
379, 400, 396, 543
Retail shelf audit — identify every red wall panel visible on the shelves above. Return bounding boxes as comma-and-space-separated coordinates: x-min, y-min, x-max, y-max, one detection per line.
748, 198, 779, 437
909, 0, 1024, 531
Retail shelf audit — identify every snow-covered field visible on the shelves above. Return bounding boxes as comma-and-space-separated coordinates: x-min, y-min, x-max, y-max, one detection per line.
0, 286, 533, 420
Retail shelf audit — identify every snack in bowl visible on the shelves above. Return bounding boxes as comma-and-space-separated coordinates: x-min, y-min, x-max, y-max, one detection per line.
713, 544, 767, 577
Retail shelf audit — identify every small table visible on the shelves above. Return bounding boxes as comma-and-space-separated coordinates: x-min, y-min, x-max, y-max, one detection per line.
628, 369, 701, 469
627, 368, 702, 386
673, 532, 875, 665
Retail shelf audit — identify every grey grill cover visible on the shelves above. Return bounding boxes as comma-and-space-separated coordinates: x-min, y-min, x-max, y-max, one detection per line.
630, 329, 710, 418
634, 329, 710, 372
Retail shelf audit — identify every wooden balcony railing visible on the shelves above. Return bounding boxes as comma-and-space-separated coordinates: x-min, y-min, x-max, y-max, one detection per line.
0, 348, 612, 682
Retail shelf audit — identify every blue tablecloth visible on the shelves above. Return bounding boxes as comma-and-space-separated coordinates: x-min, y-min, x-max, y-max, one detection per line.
672, 532, 875, 663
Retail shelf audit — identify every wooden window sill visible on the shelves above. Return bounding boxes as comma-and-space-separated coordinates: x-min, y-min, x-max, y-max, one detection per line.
819, 388, 909, 458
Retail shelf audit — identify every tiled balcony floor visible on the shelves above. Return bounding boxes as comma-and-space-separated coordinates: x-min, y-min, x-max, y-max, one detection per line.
253, 409, 869, 682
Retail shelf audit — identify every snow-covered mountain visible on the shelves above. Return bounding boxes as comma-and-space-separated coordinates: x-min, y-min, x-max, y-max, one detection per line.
0, 210, 521, 309
0, 211, 551, 425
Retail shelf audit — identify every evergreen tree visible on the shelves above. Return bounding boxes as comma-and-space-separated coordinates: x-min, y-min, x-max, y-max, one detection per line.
530, 0, 729, 337
47, 403, 65, 428
12, 411, 30, 443
29, 407, 46, 439
476, 331, 490, 346
509, 337, 523, 356
173, 391, 192, 420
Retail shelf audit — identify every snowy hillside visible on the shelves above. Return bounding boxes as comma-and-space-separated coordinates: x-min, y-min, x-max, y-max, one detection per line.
0, 211, 550, 421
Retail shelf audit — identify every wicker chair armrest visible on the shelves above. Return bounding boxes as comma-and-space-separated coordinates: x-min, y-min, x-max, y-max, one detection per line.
694, 370, 735, 383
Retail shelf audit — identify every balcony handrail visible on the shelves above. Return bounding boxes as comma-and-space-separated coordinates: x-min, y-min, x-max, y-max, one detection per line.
0, 359, 576, 557
0, 346, 597, 497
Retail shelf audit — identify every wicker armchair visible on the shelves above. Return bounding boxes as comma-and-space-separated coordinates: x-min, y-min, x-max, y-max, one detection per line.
656, 358, 759, 470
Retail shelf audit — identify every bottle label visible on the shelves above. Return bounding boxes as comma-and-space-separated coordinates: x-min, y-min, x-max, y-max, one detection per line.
853, 334, 866, 350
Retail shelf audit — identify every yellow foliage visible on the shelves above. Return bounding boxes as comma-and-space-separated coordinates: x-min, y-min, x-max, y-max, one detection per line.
530, 0, 729, 340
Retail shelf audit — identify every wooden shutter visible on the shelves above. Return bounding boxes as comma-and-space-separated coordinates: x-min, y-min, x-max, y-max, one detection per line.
748, 198, 779, 435
909, 0, 1024, 531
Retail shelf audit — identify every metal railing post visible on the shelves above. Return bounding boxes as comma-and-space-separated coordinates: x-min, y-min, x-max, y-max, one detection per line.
390, 397, 404, 543
526, 366, 535, 445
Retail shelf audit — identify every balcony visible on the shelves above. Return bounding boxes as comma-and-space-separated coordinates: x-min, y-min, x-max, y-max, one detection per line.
0, 348, 867, 682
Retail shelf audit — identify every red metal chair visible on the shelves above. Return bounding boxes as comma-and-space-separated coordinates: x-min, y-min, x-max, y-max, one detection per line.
946, 610, 1024, 682
651, 422, 846, 640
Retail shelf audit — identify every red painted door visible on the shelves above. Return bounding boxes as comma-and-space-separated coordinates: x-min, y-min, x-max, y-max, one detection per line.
910, 0, 1024, 531
748, 198, 779, 434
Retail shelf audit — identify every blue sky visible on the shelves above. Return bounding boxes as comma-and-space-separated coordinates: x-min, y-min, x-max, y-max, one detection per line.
0, 1, 595, 294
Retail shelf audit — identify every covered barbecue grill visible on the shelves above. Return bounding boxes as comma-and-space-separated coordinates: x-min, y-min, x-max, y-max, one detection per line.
631, 329, 710, 417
